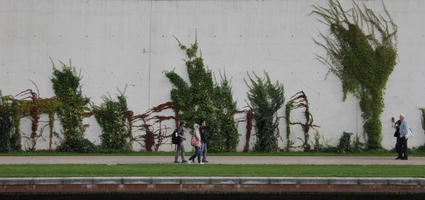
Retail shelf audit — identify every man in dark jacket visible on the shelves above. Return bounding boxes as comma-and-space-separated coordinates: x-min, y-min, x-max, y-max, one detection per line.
199, 120, 208, 163
394, 119, 401, 159
174, 121, 187, 163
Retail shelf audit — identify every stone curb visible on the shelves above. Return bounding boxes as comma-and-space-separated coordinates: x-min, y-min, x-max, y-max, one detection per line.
1, 177, 425, 186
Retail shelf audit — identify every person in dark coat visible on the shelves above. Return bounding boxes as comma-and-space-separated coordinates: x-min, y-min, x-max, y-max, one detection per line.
199, 119, 208, 163
394, 119, 402, 159
174, 121, 187, 163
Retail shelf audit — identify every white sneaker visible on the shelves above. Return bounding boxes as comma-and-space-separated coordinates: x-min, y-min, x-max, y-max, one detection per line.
187, 160, 192, 164
199, 162, 204, 165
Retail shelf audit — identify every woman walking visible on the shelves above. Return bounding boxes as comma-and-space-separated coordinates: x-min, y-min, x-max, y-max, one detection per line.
188, 124, 202, 164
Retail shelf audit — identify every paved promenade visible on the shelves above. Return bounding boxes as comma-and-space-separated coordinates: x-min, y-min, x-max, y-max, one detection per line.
0, 156, 424, 165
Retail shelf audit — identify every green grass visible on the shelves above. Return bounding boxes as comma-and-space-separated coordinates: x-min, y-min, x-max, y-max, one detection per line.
0, 164, 424, 177
1, 151, 425, 157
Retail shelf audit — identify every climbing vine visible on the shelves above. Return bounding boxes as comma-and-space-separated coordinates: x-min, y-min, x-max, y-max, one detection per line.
92, 94, 130, 151
236, 109, 254, 152
212, 75, 239, 152
1, 89, 61, 151
284, 99, 294, 151
165, 38, 238, 152
245, 72, 285, 152
286, 91, 319, 152
51, 60, 95, 152
420, 108, 425, 132
312, 0, 397, 150
132, 101, 178, 152
0, 91, 15, 152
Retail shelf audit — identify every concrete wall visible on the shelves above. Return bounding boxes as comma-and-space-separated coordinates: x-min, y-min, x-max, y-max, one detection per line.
1, 0, 424, 151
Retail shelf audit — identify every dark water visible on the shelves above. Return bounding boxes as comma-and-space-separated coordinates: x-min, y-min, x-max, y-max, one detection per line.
2, 193, 425, 200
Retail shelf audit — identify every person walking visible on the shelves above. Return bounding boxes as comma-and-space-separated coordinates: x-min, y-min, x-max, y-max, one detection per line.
199, 120, 208, 163
174, 121, 188, 163
398, 114, 409, 160
394, 118, 402, 159
188, 124, 202, 164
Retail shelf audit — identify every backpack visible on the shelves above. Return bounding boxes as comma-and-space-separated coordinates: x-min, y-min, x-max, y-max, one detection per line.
191, 135, 199, 147
171, 129, 181, 144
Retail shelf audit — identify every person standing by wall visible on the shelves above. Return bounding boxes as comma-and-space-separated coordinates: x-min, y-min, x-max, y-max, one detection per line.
174, 121, 188, 163
200, 120, 208, 163
394, 118, 402, 159
398, 114, 409, 160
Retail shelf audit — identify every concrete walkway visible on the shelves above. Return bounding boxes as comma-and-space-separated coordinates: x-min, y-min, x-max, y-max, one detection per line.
0, 156, 424, 165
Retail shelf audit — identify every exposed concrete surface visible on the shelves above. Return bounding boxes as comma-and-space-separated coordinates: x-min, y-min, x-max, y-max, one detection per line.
1, 0, 425, 152
0, 156, 424, 165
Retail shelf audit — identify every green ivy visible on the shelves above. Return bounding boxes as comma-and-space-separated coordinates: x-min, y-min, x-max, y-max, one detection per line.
284, 100, 294, 151
420, 108, 425, 132
312, 0, 397, 150
213, 75, 239, 152
51, 61, 93, 152
165, 38, 238, 152
337, 132, 353, 153
312, 131, 322, 152
92, 95, 129, 151
245, 72, 285, 152
0, 91, 16, 152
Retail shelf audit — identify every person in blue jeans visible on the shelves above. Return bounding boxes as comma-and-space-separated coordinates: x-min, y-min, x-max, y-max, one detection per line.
199, 120, 208, 163
188, 124, 202, 164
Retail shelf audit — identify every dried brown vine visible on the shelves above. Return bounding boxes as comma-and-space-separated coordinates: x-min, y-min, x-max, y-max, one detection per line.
236, 109, 254, 152
287, 91, 319, 152
132, 101, 178, 152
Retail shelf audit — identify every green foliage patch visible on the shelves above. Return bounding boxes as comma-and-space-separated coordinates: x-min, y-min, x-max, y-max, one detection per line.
92, 95, 130, 151
245, 72, 285, 152
420, 108, 425, 132
0, 91, 15, 152
51, 61, 94, 152
312, 0, 397, 150
165, 38, 238, 152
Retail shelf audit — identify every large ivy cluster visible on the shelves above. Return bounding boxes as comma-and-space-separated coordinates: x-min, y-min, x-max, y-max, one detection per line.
92, 95, 129, 151
165, 39, 239, 152
312, 0, 397, 150
51, 61, 95, 152
246, 72, 285, 152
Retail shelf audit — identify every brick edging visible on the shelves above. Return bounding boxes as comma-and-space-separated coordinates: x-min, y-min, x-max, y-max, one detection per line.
1, 177, 425, 194
1, 177, 425, 186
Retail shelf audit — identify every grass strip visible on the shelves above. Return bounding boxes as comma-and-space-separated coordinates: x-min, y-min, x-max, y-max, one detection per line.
0, 164, 424, 177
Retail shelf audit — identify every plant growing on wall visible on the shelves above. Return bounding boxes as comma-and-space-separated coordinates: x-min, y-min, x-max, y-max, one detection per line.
337, 132, 353, 153
245, 72, 285, 152
285, 91, 319, 152
213, 75, 239, 152
420, 108, 425, 132
132, 101, 178, 152
0, 91, 15, 152
165, 38, 239, 152
1, 88, 62, 151
51, 61, 95, 152
92, 94, 129, 151
236, 109, 254, 152
312, 0, 397, 150
284, 99, 294, 151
